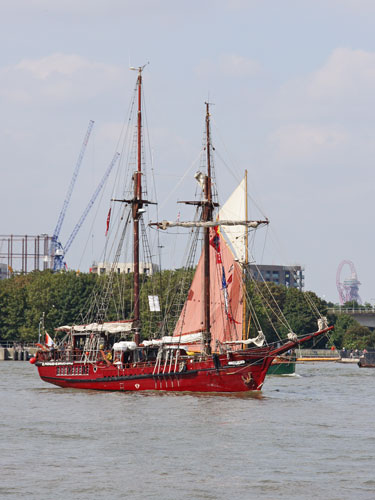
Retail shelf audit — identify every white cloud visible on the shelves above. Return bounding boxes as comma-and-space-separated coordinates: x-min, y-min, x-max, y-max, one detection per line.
307, 48, 375, 103
261, 48, 375, 167
0, 54, 127, 105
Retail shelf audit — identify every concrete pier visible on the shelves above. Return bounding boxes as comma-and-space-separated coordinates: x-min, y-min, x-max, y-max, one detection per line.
0, 346, 37, 361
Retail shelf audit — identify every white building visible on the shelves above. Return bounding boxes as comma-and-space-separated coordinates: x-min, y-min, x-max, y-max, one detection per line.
90, 262, 159, 276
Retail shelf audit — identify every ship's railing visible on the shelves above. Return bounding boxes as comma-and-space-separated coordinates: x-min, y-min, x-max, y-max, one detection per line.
37, 348, 88, 363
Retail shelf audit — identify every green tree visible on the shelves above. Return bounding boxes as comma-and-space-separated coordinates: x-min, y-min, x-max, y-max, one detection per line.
326, 313, 356, 349
343, 324, 375, 350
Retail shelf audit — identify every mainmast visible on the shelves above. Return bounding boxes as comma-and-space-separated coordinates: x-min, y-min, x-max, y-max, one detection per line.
203, 102, 214, 354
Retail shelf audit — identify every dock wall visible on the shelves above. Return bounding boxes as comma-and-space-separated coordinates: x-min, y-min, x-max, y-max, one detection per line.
0, 346, 37, 361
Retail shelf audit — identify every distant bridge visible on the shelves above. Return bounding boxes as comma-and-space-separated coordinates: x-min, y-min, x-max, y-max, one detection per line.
328, 308, 375, 329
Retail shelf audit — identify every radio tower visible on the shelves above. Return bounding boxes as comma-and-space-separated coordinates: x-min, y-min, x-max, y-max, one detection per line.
336, 260, 362, 305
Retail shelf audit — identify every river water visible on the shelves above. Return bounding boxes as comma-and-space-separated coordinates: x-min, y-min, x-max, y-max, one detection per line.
1, 362, 374, 500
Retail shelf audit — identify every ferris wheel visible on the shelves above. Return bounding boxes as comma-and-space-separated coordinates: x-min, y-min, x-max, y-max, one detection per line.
336, 260, 362, 305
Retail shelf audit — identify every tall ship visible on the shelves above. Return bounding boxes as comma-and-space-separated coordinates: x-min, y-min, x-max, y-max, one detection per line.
31, 67, 332, 393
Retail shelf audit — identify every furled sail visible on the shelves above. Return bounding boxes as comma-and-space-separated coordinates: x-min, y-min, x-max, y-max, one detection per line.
173, 227, 243, 352
55, 320, 133, 334
155, 219, 262, 230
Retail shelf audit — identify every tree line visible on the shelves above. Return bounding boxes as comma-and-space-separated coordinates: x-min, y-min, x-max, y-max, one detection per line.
0, 269, 374, 350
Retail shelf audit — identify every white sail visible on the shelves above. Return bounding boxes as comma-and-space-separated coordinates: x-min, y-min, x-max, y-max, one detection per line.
218, 178, 247, 263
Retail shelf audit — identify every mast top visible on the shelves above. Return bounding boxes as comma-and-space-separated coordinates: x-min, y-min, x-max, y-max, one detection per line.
129, 63, 149, 75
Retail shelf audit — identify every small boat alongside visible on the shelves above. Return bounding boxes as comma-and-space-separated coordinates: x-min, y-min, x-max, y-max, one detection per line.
337, 348, 360, 364
358, 351, 375, 368
267, 352, 296, 375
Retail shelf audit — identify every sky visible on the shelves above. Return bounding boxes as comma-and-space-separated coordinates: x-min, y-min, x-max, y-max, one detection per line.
1, 0, 375, 304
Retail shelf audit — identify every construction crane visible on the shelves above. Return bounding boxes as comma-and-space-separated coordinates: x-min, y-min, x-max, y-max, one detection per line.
51, 120, 95, 271
53, 152, 120, 270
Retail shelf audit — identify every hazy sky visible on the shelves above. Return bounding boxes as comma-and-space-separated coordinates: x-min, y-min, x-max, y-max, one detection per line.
1, 0, 375, 303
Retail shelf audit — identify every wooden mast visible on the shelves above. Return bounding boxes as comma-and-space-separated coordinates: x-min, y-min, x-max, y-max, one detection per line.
242, 170, 248, 344
111, 65, 155, 343
133, 66, 143, 345
203, 102, 214, 354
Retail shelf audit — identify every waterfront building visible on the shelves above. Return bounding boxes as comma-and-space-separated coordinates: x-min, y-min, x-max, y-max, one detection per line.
90, 261, 159, 276
249, 264, 304, 290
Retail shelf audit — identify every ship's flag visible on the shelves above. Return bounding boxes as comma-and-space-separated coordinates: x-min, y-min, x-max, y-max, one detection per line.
45, 332, 55, 347
105, 208, 112, 236
221, 267, 229, 313
210, 226, 222, 263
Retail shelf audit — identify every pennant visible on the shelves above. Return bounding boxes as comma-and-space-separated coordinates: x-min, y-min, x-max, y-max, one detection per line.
221, 267, 229, 313
105, 208, 112, 236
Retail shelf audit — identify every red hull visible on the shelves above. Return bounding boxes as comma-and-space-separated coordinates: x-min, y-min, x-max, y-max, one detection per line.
37, 351, 272, 393
35, 327, 333, 393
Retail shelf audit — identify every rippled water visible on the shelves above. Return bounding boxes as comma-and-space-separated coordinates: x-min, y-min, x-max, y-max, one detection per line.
1, 362, 374, 499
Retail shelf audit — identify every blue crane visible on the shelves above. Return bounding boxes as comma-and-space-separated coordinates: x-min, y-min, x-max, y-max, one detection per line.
53, 152, 120, 270
51, 120, 95, 271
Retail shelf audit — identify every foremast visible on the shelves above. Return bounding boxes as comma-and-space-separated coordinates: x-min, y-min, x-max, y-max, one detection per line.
133, 66, 143, 345
113, 65, 154, 344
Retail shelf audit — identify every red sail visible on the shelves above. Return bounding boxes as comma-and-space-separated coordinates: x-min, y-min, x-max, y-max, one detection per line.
173, 228, 243, 351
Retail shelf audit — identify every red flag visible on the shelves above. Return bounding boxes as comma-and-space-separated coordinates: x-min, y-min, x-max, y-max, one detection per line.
105, 208, 112, 236
227, 274, 233, 285
209, 226, 220, 252
45, 332, 55, 347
